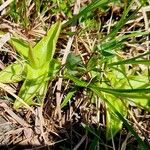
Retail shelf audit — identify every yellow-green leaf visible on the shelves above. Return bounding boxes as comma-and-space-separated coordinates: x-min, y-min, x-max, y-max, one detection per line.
13, 63, 49, 109
31, 21, 61, 68
10, 38, 29, 58
0, 62, 25, 83
105, 94, 127, 140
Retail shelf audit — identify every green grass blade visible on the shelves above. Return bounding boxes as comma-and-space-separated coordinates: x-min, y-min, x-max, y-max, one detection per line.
65, 74, 89, 87
63, 0, 109, 28
66, 74, 150, 94
109, 55, 150, 66
110, 60, 150, 66
108, 51, 150, 67
104, 1, 141, 40
66, 74, 150, 111
81, 123, 100, 139
61, 89, 76, 108
118, 31, 150, 41
98, 31, 150, 53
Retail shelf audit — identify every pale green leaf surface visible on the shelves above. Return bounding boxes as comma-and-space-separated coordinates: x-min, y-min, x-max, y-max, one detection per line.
13, 80, 48, 109
0, 62, 24, 83
30, 21, 61, 68
13, 21, 62, 108
28, 45, 39, 69
48, 59, 61, 79
129, 98, 150, 111
102, 95, 149, 150
103, 68, 150, 110
10, 38, 29, 58
105, 95, 127, 140
67, 74, 150, 111
13, 63, 49, 109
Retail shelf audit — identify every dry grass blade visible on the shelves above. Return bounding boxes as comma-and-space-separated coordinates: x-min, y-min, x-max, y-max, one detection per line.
0, 0, 13, 12
0, 83, 35, 114
55, 36, 74, 123
35, 106, 47, 144
0, 103, 30, 127
55, 0, 80, 124
0, 0, 150, 149
73, 134, 87, 150
0, 33, 11, 49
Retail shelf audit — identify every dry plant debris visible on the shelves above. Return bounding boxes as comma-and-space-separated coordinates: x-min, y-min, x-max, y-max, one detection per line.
0, 0, 150, 150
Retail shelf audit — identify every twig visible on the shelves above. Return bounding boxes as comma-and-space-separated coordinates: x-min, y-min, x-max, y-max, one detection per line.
73, 135, 87, 150
0, 0, 13, 12
0, 103, 30, 127
55, 0, 80, 125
